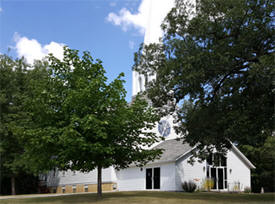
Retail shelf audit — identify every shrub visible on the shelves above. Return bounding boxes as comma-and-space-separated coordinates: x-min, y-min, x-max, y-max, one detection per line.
244, 187, 251, 193
233, 182, 241, 192
182, 181, 197, 192
202, 178, 214, 191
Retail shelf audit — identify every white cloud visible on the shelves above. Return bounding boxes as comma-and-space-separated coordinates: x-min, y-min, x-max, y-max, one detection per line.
129, 40, 135, 49
107, 7, 146, 34
106, 0, 175, 44
13, 33, 65, 64
0, 8, 2, 12
44, 42, 64, 61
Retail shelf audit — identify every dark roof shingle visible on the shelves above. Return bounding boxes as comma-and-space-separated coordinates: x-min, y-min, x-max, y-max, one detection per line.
149, 139, 193, 164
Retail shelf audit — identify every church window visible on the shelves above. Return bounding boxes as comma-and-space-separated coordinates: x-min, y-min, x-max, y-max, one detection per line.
206, 153, 227, 190
84, 185, 88, 192
206, 153, 213, 165
221, 155, 227, 166
224, 168, 227, 188
72, 185, 76, 193
214, 153, 220, 166
206, 166, 210, 178
207, 153, 226, 167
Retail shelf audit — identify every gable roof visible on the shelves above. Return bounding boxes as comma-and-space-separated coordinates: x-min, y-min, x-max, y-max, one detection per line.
149, 139, 193, 164
147, 139, 255, 169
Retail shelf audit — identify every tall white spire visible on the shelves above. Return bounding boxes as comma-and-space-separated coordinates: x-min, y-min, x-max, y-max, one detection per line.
132, 0, 175, 97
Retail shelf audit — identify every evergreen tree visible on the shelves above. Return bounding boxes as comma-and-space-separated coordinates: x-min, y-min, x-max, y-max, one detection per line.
0, 55, 39, 195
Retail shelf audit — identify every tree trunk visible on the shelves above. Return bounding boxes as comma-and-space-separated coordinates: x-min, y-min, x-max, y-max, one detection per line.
11, 176, 16, 195
97, 165, 102, 197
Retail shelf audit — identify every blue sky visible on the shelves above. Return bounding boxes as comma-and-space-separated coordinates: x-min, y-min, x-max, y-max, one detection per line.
0, 0, 174, 101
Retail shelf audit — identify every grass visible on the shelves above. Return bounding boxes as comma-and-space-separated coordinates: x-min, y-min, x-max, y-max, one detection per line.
0, 191, 274, 204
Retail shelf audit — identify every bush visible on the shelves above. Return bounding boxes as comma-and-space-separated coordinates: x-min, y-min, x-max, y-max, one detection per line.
202, 178, 214, 191
182, 181, 197, 192
244, 187, 251, 193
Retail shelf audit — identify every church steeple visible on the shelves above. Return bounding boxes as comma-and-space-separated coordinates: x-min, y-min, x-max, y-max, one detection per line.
132, 0, 174, 97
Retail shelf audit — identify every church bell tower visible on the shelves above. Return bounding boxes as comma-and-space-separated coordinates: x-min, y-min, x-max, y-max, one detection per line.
132, 0, 174, 97
132, 0, 177, 142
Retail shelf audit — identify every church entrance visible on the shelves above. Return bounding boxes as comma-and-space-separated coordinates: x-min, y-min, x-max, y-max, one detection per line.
146, 167, 160, 190
209, 167, 227, 190
207, 153, 227, 190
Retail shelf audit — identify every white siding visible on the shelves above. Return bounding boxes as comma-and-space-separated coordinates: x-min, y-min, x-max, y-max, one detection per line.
175, 149, 252, 191
227, 150, 251, 191
160, 163, 177, 191
116, 166, 145, 191
116, 162, 176, 191
46, 149, 252, 192
47, 167, 116, 187
175, 152, 206, 191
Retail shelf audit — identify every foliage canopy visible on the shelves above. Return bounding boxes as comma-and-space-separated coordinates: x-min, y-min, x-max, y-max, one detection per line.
23, 48, 162, 196
133, 0, 274, 191
0, 55, 41, 195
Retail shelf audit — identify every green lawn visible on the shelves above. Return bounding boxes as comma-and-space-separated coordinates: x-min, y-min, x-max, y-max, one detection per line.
1, 191, 274, 204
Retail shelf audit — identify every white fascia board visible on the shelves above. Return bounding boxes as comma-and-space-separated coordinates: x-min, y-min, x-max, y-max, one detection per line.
128, 160, 175, 168
175, 146, 197, 162
174, 143, 256, 169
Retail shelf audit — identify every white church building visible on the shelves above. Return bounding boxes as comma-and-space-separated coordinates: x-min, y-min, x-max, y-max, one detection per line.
43, 0, 255, 194
44, 120, 255, 193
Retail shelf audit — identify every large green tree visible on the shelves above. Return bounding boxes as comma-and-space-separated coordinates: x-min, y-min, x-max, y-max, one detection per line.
23, 48, 162, 196
133, 0, 274, 192
0, 55, 39, 195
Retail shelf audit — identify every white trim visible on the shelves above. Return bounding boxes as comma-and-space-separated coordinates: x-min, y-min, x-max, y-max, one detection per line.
47, 181, 115, 187
129, 142, 255, 170
175, 144, 255, 170
128, 160, 174, 168
175, 146, 197, 161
